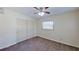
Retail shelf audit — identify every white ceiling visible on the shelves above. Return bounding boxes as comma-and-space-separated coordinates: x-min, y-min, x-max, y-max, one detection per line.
7, 7, 79, 19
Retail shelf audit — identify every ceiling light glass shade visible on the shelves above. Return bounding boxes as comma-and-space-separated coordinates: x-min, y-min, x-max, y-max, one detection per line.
38, 12, 45, 16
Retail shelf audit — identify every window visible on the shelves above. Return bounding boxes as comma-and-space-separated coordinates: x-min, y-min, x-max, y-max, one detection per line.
42, 21, 54, 30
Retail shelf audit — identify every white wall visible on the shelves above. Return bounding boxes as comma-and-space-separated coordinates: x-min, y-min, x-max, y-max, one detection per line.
0, 8, 17, 49
0, 8, 37, 49
37, 10, 79, 48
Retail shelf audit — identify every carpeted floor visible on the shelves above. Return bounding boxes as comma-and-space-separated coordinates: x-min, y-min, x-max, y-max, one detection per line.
0, 36, 79, 51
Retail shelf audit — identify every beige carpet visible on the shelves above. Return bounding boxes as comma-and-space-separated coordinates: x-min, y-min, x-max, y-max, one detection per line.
0, 36, 79, 51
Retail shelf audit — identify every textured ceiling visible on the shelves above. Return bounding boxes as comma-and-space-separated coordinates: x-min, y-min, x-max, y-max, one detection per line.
7, 7, 79, 19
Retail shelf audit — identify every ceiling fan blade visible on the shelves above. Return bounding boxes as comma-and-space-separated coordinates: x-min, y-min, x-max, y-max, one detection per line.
45, 11, 50, 14
34, 12, 38, 14
40, 7, 43, 10
34, 7, 39, 10
45, 7, 49, 9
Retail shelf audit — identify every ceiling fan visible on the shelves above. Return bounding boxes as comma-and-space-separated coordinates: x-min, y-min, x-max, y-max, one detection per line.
34, 7, 50, 16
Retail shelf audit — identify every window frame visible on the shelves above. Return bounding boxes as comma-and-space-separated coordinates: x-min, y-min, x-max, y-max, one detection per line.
42, 20, 54, 30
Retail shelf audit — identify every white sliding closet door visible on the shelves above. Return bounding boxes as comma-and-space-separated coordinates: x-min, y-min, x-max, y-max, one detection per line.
16, 19, 28, 42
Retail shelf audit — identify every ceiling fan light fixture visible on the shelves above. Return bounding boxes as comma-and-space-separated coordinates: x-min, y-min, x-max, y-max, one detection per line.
34, 7, 50, 16
38, 12, 45, 16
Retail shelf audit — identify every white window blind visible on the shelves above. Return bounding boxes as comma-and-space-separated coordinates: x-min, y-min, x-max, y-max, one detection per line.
42, 21, 54, 30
